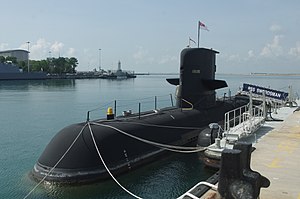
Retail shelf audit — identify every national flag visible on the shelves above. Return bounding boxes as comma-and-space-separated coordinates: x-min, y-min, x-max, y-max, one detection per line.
199, 21, 209, 31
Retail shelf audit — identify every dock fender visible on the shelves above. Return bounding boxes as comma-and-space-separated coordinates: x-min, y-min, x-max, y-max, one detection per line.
197, 127, 219, 147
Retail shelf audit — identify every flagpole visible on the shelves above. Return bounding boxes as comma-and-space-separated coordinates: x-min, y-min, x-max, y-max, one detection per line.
197, 21, 200, 48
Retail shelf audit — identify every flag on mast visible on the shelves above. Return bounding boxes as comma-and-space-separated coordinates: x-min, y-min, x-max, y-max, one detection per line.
197, 20, 209, 48
199, 21, 209, 31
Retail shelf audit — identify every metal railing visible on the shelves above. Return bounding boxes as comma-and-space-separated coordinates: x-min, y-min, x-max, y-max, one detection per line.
86, 94, 175, 121
224, 103, 264, 132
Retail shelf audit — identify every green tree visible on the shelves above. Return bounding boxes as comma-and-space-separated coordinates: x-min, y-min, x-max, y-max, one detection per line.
3, 56, 79, 74
5, 56, 17, 64
68, 57, 78, 73
0, 56, 5, 63
18, 61, 26, 71
49, 57, 78, 74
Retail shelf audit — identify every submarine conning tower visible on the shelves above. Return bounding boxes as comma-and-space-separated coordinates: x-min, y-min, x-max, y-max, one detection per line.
168, 48, 227, 109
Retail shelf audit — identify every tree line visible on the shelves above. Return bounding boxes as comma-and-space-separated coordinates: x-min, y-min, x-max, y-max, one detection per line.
0, 56, 78, 74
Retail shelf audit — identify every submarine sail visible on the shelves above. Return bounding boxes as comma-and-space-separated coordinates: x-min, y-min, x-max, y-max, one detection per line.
31, 48, 248, 184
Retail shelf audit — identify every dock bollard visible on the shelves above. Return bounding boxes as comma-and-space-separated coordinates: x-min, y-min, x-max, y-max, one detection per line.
218, 142, 270, 199
107, 107, 115, 120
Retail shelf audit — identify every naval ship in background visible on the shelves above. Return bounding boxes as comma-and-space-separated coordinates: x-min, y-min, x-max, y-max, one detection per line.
31, 47, 249, 184
0, 62, 47, 80
99, 60, 136, 79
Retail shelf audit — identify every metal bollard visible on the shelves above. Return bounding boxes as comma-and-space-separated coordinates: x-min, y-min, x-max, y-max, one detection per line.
218, 142, 270, 199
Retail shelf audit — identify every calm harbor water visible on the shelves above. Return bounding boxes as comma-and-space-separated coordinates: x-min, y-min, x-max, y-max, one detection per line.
1, 74, 300, 199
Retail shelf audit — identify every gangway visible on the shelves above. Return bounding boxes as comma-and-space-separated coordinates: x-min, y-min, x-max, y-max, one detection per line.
223, 102, 265, 144
200, 92, 267, 169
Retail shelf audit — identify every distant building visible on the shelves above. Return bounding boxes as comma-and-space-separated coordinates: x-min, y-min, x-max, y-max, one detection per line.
0, 49, 29, 62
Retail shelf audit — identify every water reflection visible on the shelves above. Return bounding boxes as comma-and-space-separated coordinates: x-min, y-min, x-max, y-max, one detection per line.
35, 153, 215, 199
0, 79, 76, 91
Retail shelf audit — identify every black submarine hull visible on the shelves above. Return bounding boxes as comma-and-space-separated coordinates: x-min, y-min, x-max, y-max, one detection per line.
32, 99, 246, 183
31, 47, 249, 184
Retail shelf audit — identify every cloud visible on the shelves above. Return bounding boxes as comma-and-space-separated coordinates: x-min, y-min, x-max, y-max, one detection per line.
132, 46, 155, 64
158, 54, 177, 65
269, 24, 282, 33
228, 54, 241, 62
247, 50, 255, 58
260, 35, 284, 57
289, 42, 300, 59
18, 39, 50, 59
16, 38, 75, 60
133, 46, 148, 61
0, 43, 9, 50
50, 41, 64, 56
66, 48, 76, 57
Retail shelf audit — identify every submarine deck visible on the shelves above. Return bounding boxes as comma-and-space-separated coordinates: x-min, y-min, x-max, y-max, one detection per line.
182, 105, 300, 199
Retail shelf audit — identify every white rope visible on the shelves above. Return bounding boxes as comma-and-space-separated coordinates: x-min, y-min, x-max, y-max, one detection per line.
90, 122, 206, 153
87, 122, 143, 199
23, 123, 88, 199
24, 118, 206, 198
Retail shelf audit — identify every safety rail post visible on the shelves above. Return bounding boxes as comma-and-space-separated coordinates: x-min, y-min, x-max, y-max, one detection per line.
225, 112, 230, 132
170, 94, 174, 107
233, 109, 236, 127
86, 111, 90, 122
155, 96, 157, 110
240, 109, 243, 125
262, 91, 266, 119
114, 100, 117, 117
138, 102, 141, 119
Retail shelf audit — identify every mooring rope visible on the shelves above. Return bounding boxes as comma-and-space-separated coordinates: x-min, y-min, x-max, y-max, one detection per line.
24, 118, 206, 198
90, 122, 206, 153
23, 123, 88, 199
87, 122, 143, 199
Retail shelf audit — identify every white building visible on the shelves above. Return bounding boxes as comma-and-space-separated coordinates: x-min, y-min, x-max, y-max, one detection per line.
0, 49, 29, 62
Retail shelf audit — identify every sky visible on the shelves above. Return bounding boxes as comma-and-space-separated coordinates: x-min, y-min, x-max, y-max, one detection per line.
1, 0, 300, 74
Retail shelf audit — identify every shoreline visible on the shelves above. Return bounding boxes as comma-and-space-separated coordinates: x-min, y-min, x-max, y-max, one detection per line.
217, 73, 300, 77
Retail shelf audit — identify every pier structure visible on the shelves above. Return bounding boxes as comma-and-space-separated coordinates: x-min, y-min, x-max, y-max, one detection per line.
251, 108, 300, 199
178, 84, 299, 199
200, 84, 297, 169
178, 101, 300, 199
200, 92, 266, 169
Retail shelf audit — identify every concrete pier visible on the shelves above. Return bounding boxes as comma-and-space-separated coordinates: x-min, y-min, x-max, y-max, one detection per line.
196, 107, 300, 199
251, 110, 300, 199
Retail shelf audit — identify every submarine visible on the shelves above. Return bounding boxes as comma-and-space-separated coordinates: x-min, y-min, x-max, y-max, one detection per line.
31, 47, 248, 184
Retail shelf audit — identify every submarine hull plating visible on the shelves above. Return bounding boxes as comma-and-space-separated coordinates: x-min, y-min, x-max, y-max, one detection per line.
31, 100, 246, 183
